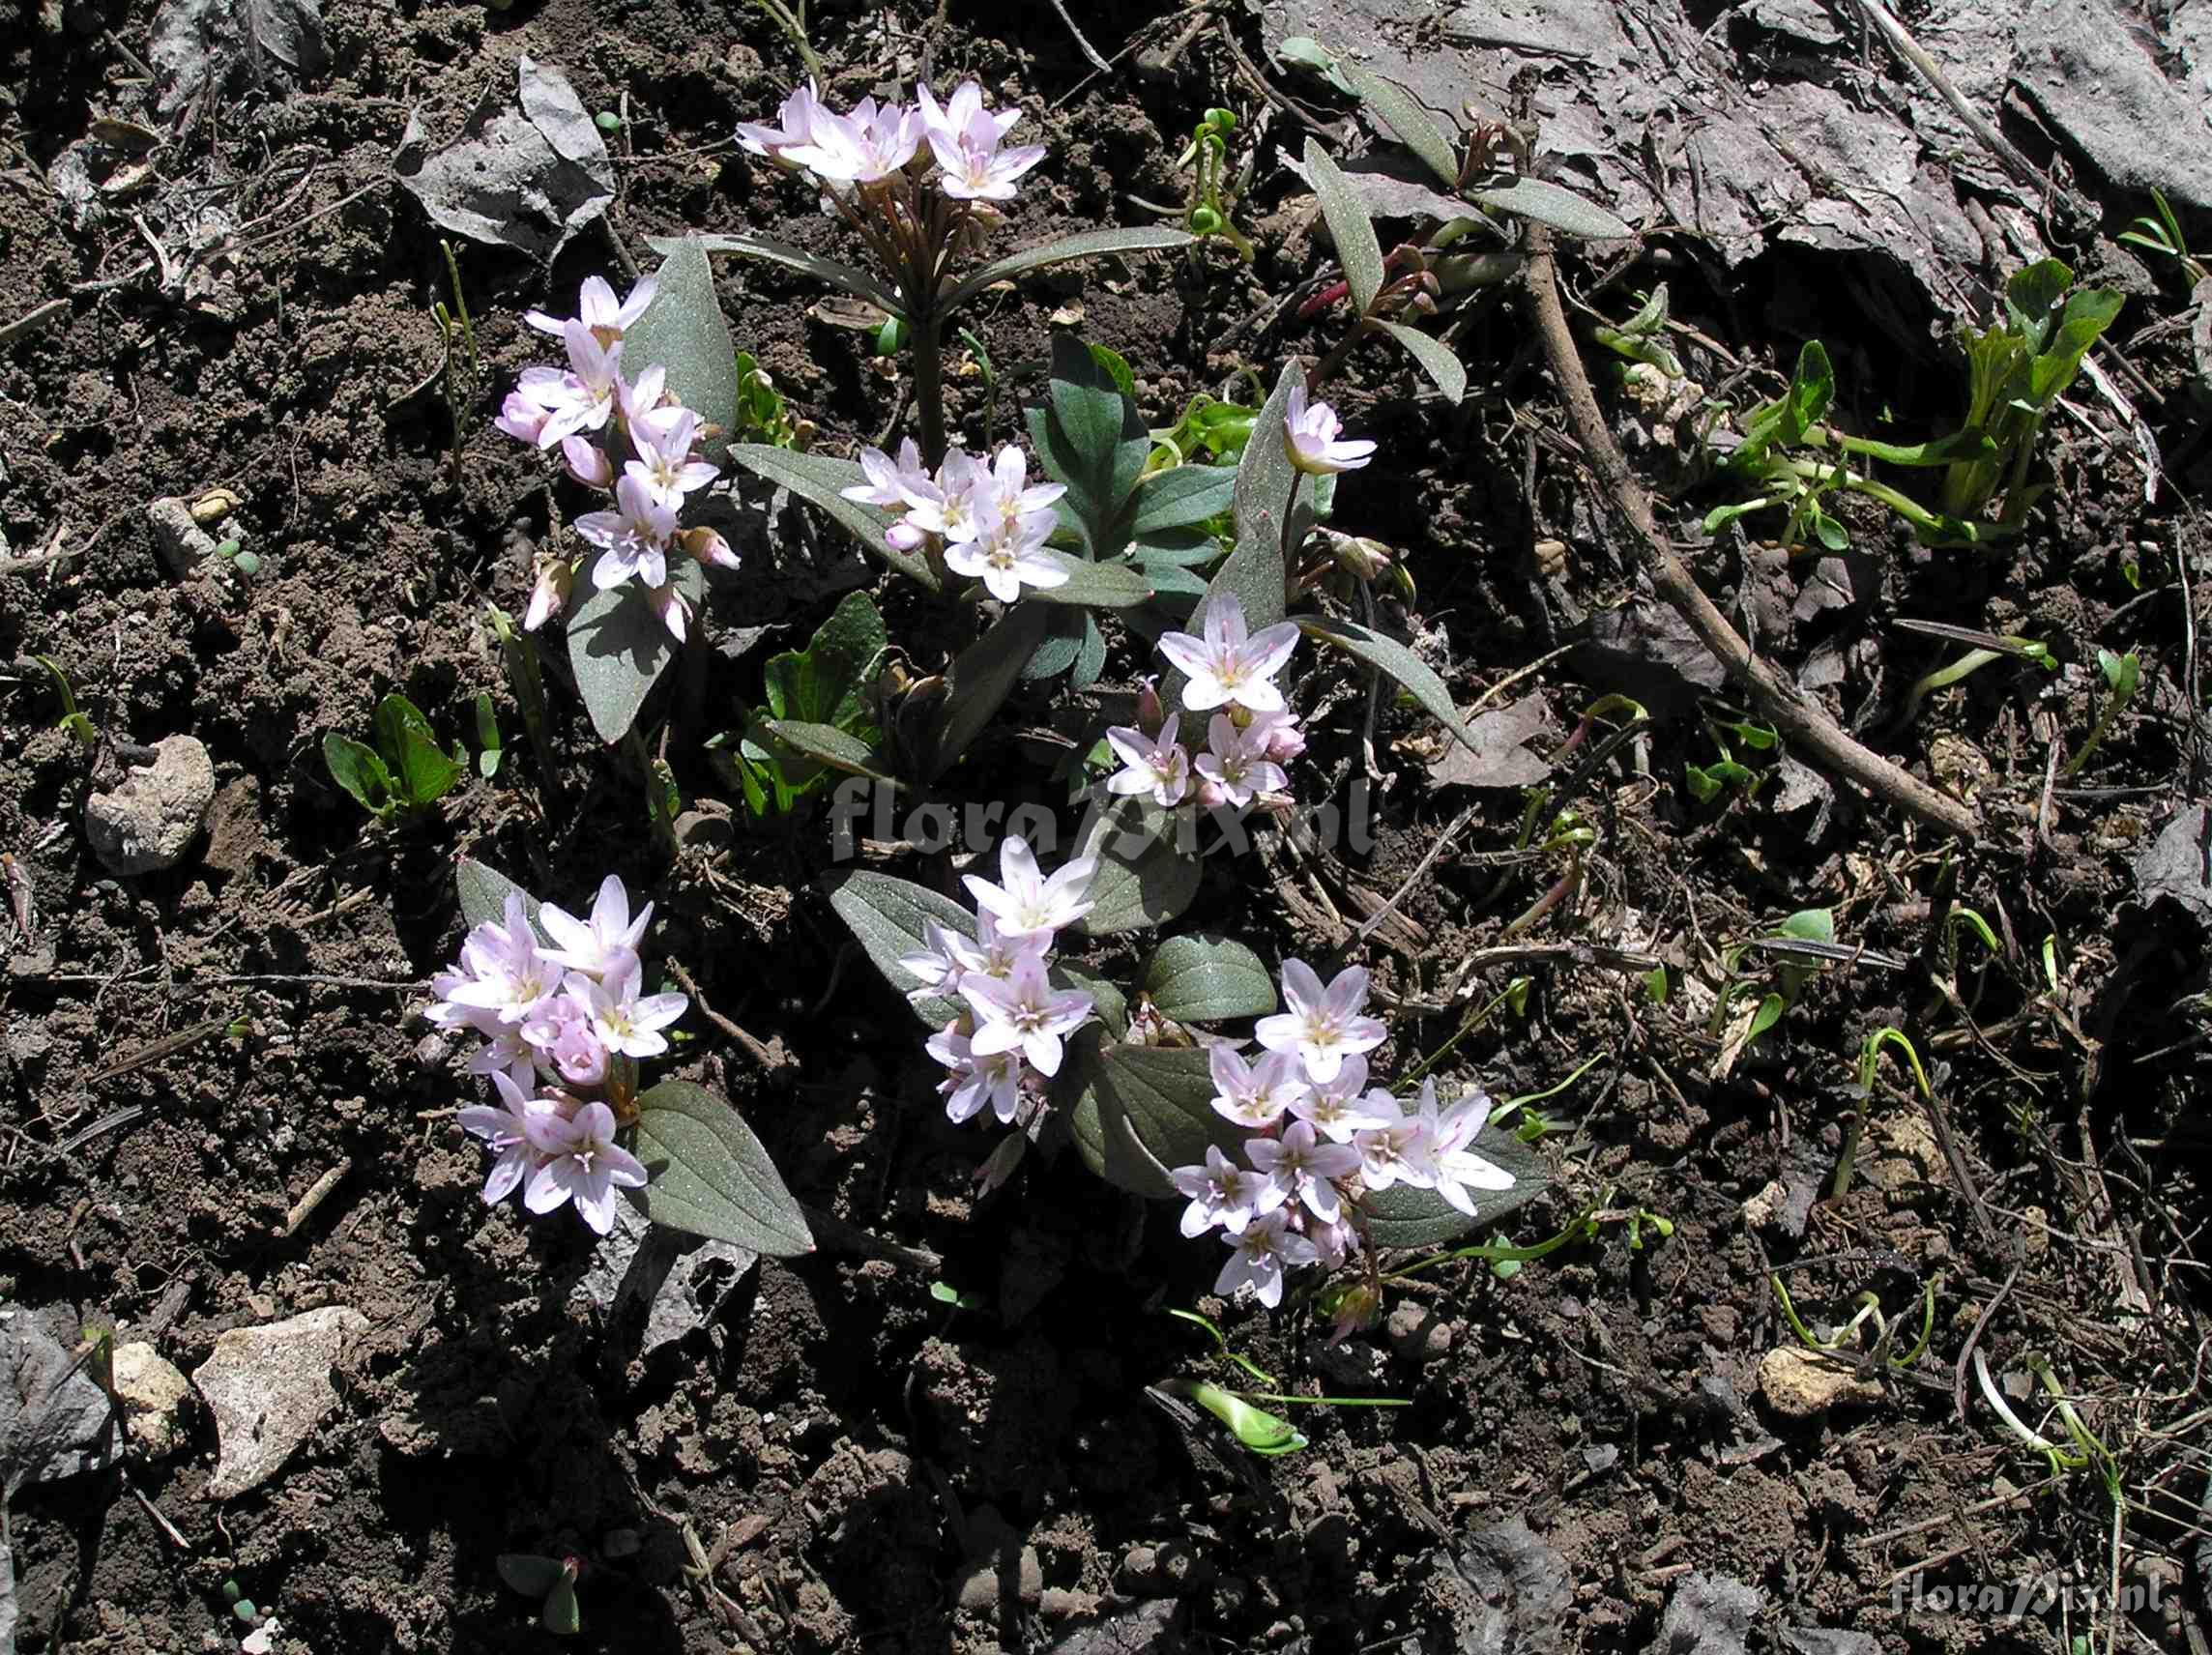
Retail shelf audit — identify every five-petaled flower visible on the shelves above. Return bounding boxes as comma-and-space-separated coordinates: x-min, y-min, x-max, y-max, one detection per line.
1214, 1209, 1320, 1309
575, 474, 678, 593
538, 874, 653, 976
1283, 382, 1377, 475
963, 834, 1096, 940
926, 1023, 1030, 1124
1196, 713, 1289, 809
917, 82, 1045, 202
1157, 594, 1300, 715
458, 1071, 558, 1205
961, 954, 1094, 1078
524, 1100, 649, 1235
1245, 1118, 1361, 1225
566, 957, 688, 1060
526, 275, 658, 347
1171, 1145, 1262, 1237
1206, 1042, 1304, 1130
1254, 959, 1388, 1084
1105, 712, 1192, 807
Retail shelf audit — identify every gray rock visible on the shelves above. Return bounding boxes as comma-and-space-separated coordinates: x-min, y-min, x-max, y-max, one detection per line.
2134, 804, 2212, 927
148, 495, 222, 576
1782, 1629, 1879, 1655
193, 1305, 365, 1497
86, 735, 216, 875
1450, 1516, 1570, 1655
1654, 1572, 1761, 1655
0, 1305, 116, 1493
570, 1198, 756, 1357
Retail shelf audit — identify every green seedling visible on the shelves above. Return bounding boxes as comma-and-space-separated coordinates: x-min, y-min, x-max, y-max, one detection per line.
1158, 1308, 1409, 1457
1770, 1270, 1936, 1371
1974, 1351, 2121, 1499
2117, 189, 2206, 284
487, 604, 555, 794
1830, 1026, 1936, 1198
29, 653, 97, 749
497, 1553, 583, 1637
432, 240, 480, 495
1148, 375, 1266, 472
322, 694, 465, 823
1711, 908, 1837, 1049
474, 692, 502, 780
732, 350, 809, 449
716, 591, 890, 815
1144, 107, 1255, 262
1939, 260, 2124, 532
2063, 648, 2141, 777
1898, 622, 2056, 725
221, 1578, 263, 1628
956, 328, 1001, 448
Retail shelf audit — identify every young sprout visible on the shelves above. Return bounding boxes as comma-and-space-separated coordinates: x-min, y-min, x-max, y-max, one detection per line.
1770, 1271, 1936, 1370
1830, 1026, 1936, 1199
2062, 648, 2141, 777
1897, 621, 2056, 726
29, 653, 97, 750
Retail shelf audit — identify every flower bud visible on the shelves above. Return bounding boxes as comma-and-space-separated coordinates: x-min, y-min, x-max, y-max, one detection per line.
1260, 714, 1306, 764
1323, 528, 1394, 583
524, 558, 572, 631
560, 436, 613, 489
679, 526, 740, 570
1136, 676, 1165, 738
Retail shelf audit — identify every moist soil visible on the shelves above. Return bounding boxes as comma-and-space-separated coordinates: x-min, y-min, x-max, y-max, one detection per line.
3, 2, 2210, 1653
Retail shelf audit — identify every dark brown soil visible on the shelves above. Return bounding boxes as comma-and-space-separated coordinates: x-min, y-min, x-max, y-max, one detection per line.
4, 2, 2209, 1654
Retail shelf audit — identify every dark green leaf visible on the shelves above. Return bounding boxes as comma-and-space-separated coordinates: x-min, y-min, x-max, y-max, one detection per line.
566, 558, 705, 743
2025, 287, 2123, 407
627, 1079, 813, 1255
1357, 1128, 1550, 1248
1052, 959, 1129, 1038
454, 857, 548, 940
1129, 463, 1237, 536
762, 591, 887, 727
1465, 176, 1632, 239
1337, 59, 1462, 190
1785, 339, 1834, 442
824, 869, 975, 1026
625, 238, 741, 461
734, 445, 941, 591
1077, 1042, 1248, 1197
321, 733, 394, 819
1075, 795, 1201, 936
941, 226, 1197, 312
1373, 320, 1467, 404
497, 1555, 566, 1598
1299, 614, 1488, 756
1143, 934, 1277, 1022
662, 232, 901, 317
920, 601, 1053, 777
1028, 552, 1153, 608
540, 1571, 580, 1638
756, 719, 897, 783
1218, 363, 1301, 629
1305, 138, 1385, 313
375, 694, 464, 806
2003, 258, 2072, 348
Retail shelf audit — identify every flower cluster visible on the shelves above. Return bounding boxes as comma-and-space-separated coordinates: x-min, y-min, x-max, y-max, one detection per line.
739, 79, 1044, 203
429, 876, 688, 1234
1171, 961, 1514, 1307
493, 276, 738, 643
1104, 595, 1306, 809
843, 439, 1068, 603
905, 835, 1099, 1126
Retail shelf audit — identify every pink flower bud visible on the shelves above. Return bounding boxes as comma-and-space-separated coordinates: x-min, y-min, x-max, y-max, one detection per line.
524, 559, 572, 631
680, 526, 740, 570
560, 436, 613, 489
1135, 676, 1165, 738
494, 391, 552, 446
1262, 715, 1306, 764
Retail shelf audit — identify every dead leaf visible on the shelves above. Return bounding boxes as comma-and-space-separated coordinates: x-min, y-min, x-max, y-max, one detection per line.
393, 58, 614, 261
150, 0, 328, 119
1425, 697, 1553, 789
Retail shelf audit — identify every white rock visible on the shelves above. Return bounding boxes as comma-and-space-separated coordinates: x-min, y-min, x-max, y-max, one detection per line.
86, 736, 217, 875
110, 1341, 191, 1459
193, 1306, 366, 1498
1757, 1347, 1881, 1418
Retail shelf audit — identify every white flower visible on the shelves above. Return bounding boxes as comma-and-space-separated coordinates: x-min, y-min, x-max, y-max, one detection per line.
783, 96, 920, 185
1419, 1081, 1517, 1216
897, 918, 972, 1003
926, 1022, 1028, 1124
1283, 382, 1377, 475
1157, 594, 1300, 714
1254, 958, 1388, 1085
1195, 713, 1289, 808
523, 1100, 648, 1234
737, 81, 830, 160
971, 446, 1066, 544
1170, 1144, 1261, 1237
538, 874, 653, 976
1206, 1043, 1305, 1130
625, 406, 719, 510
898, 448, 988, 542
1352, 1089, 1438, 1192
917, 82, 1043, 203
514, 320, 626, 450
1290, 1055, 1392, 1143
524, 275, 657, 344
943, 507, 1067, 603
1245, 1118, 1361, 1225
842, 439, 934, 508
962, 834, 1096, 941
573, 473, 678, 592
457, 1070, 559, 1205
962, 954, 1094, 1077
430, 892, 558, 1027
563, 958, 687, 1060
1105, 712, 1192, 806
1214, 1208, 1320, 1309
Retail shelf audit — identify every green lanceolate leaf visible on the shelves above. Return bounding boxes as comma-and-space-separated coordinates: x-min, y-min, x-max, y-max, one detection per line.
322, 734, 395, 819
1129, 463, 1237, 536
1358, 1128, 1550, 1248
1298, 614, 1488, 757
497, 1556, 566, 1599
454, 857, 550, 943
734, 445, 940, 591
940, 225, 1197, 312
1337, 59, 1462, 191
1041, 333, 1150, 553
626, 238, 742, 460
1143, 934, 1277, 1022
567, 556, 706, 743
1075, 795, 1201, 937
824, 869, 976, 1026
756, 719, 896, 783
627, 1079, 812, 1255
1078, 1042, 1247, 1197
375, 694, 464, 806
540, 1571, 580, 1638
662, 232, 902, 318
1465, 176, 1632, 239
1028, 552, 1154, 608
1305, 137, 1385, 314
1373, 319, 1468, 404
1785, 339, 1834, 442
920, 600, 1053, 778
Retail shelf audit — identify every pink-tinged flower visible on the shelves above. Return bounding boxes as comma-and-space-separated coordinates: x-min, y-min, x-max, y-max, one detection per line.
523, 556, 573, 632
618, 364, 669, 429
532, 320, 626, 449
460, 1011, 538, 1093
1418, 1081, 1517, 1216
458, 1070, 559, 1204
1310, 1216, 1362, 1269
564, 957, 687, 1060
842, 439, 934, 508
737, 80, 830, 160
897, 917, 975, 1004
575, 473, 678, 591
942, 508, 1066, 604
962, 833, 1096, 940
646, 582, 691, 644
1207, 1042, 1305, 1130
1105, 712, 1191, 806
1195, 713, 1289, 809
926, 1022, 1028, 1124
431, 892, 558, 1027
898, 448, 987, 543
523, 1099, 648, 1234
1290, 1055, 1391, 1143
961, 954, 1093, 1078
1245, 1118, 1361, 1224
561, 435, 613, 489
1157, 594, 1300, 714
521, 994, 610, 1089
495, 389, 554, 445
1170, 1144, 1261, 1237
783, 96, 920, 185
1249, 709, 1307, 764
1284, 382, 1376, 475
626, 407, 719, 509
538, 874, 653, 976
1214, 1208, 1319, 1309
922, 85, 1046, 202
974, 446, 1066, 544
1255, 959, 1389, 1085
1353, 1089, 1438, 1192
525, 275, 657, 345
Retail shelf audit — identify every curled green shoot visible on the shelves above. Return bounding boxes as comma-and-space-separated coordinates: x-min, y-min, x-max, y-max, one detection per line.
2063, 648, 2141, 777
1831, 1026, 1935, 1199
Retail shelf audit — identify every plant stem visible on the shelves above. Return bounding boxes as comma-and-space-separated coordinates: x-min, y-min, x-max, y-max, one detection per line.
912, 309, 947, 469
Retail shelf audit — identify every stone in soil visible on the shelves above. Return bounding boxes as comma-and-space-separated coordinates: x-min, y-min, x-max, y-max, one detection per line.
85, 734, 216, 876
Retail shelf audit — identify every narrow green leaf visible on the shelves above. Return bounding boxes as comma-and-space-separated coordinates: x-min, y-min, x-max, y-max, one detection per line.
625, 238, 741, 460
660, 232, 901, 318
733, 445, 941, 592
824, 869, 975, 1027
1143, 934, 1278, 1022
1052, 960, 1129, 1039
1075, 795, 1201, 937
1027, 552, 1153, 608
1299, 614, 1487, 756
627, 1079, 812, 1255
940, 225, 1197, 312
1219, 363, 1301, 630
1373, 320, 1467, 404
1358, 1129, 1550, 1247
322, 733, 394, 818
475, 691, 502, 779
1040, 332, 1148, 555
566, 558, 705, 743
921, 601, 1053, 777
1305, 138, 1385, 314
1466, 176, 1632, 239
1337, 59, 1462, 190
540, 1573, 580, 1638
1129, 463, 1237, 536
